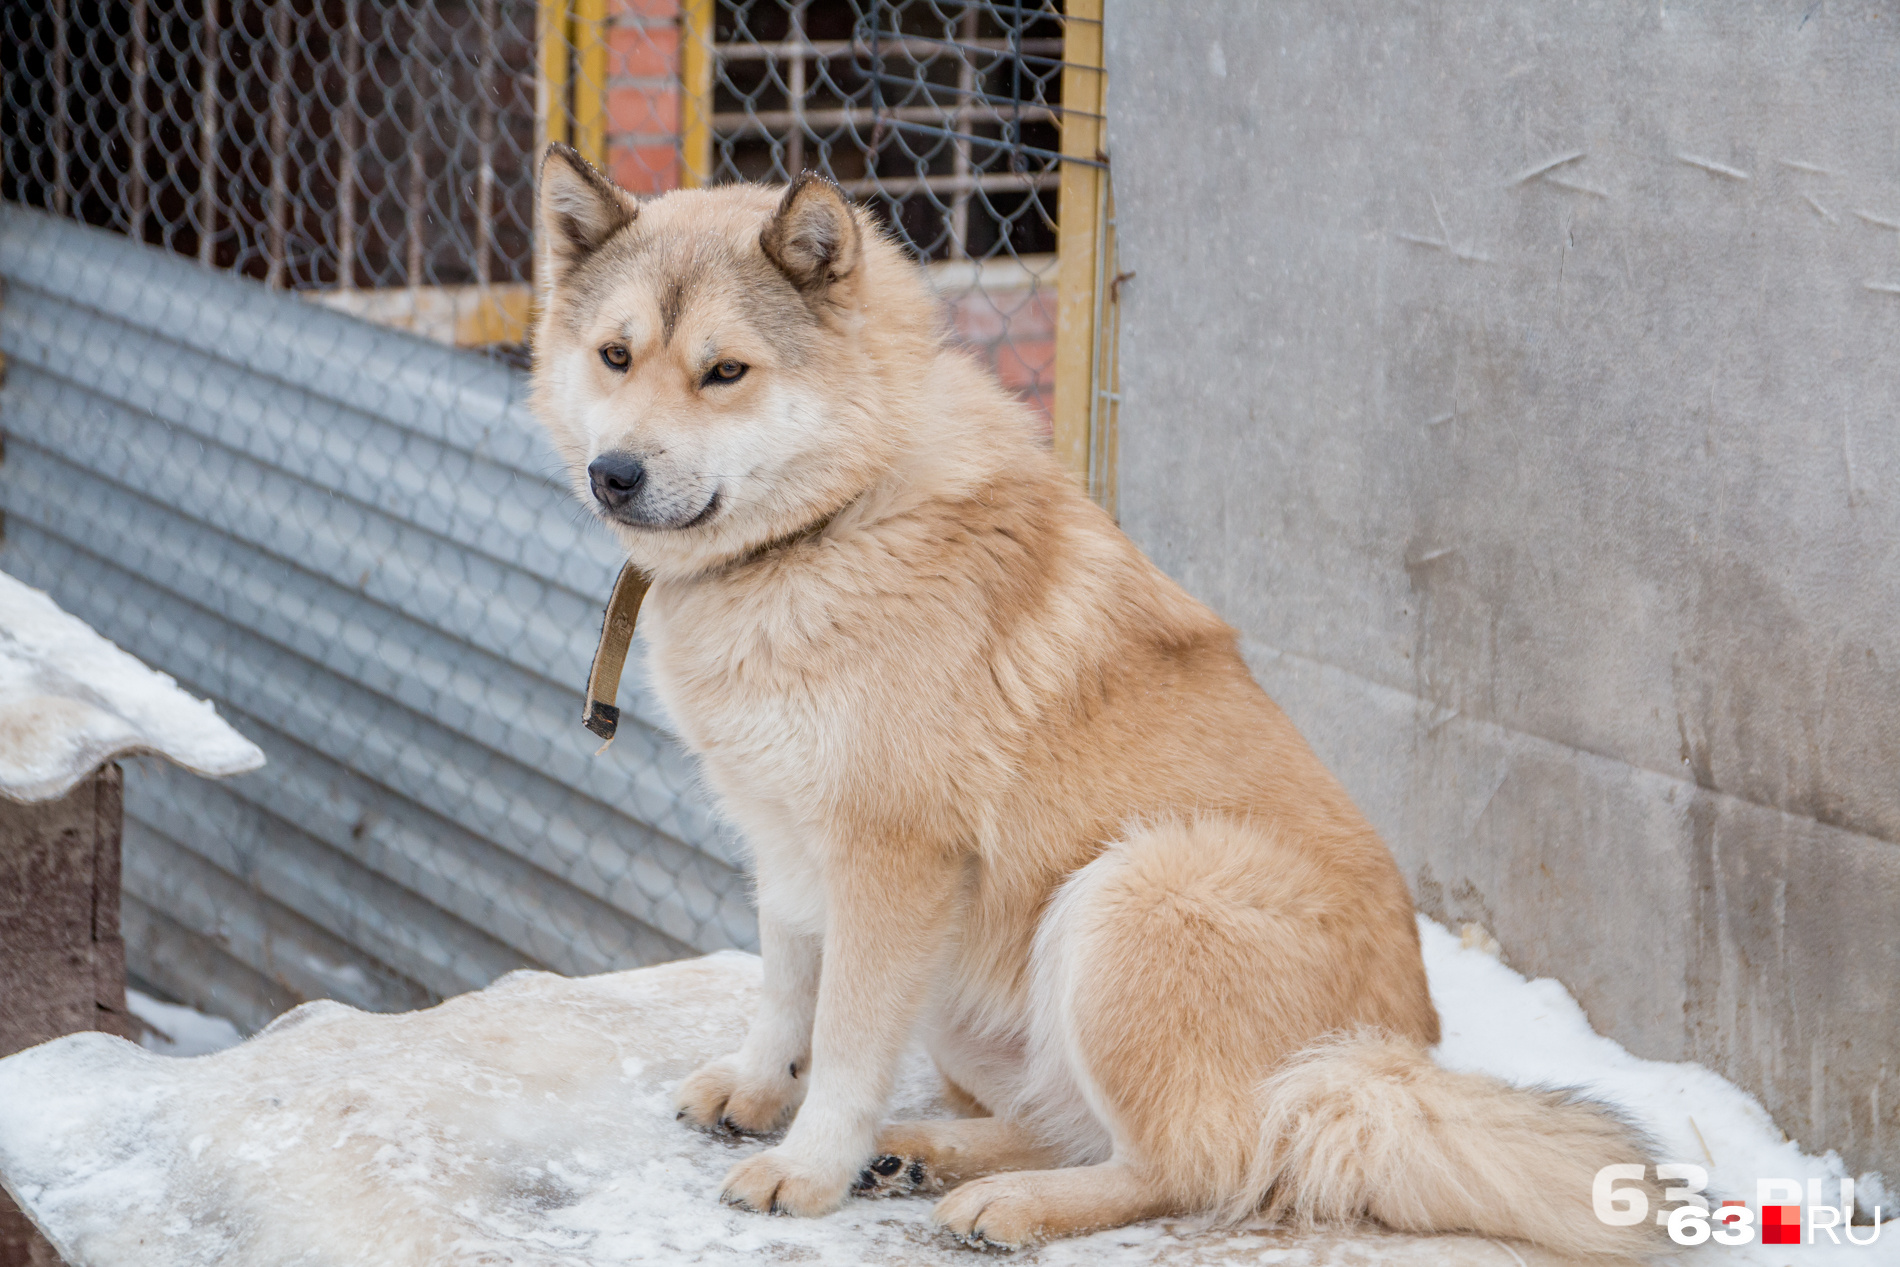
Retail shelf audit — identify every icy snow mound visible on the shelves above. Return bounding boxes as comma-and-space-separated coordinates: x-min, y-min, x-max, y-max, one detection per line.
0, 570, 263, 802
0, 925, 1879, 1265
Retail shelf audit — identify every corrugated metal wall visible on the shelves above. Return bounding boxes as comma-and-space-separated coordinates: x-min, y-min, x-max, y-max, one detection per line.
0, 208, 755, 1031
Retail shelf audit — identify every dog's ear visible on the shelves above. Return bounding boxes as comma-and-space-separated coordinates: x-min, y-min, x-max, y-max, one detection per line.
761, 175, 862, 300
538, 143, 636, 281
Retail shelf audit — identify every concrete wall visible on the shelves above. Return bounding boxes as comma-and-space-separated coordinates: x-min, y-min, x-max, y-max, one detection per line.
1105, 0, 1899, 1182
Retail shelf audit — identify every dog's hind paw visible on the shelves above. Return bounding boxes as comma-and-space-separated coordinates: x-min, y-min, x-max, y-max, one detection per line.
931, 1175, 1046, 1250
853, 1152, 935, 1197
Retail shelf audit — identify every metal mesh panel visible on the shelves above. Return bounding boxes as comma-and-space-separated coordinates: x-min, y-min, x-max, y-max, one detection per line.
704, 1, 1068, 412
1, 0, 1070, 395
4, 5, 533, 297
0, 0, 1082, 1026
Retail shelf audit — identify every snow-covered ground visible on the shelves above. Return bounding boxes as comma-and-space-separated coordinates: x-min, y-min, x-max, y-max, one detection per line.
0, 921, 1884, 1266
125, 990, 245, 1059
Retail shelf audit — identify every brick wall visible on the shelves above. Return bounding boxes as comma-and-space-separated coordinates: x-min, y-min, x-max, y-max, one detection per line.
605, 0, 684, 194
944, 284, 1056, 426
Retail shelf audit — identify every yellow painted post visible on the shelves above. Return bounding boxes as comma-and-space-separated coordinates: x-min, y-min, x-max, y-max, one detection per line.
573, 0, 609, 169
1087, 180, 1120, 517
1052, 0, 1105, 499
678, 0, 715, 187
537, 0, 570, 160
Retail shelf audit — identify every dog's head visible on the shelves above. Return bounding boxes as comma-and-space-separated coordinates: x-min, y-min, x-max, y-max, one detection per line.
530, 144, 924, 577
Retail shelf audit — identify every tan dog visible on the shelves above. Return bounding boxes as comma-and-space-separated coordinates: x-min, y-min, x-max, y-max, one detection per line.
529, 144, 1663, 1256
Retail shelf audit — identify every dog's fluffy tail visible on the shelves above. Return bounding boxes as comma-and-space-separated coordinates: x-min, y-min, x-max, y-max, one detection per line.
1220, 1031, 1667, 1258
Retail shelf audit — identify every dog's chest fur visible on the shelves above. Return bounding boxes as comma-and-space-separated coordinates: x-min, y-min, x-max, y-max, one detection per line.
637, 549, 909, 827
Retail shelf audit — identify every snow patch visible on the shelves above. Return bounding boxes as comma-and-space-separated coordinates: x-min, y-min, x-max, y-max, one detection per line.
0, 570, 263, 802
1425, 920, 1884, 1261
0, 924, 1881, 1265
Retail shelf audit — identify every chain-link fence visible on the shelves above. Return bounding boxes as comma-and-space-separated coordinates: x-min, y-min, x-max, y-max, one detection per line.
699, 1, 1069, 412
0, 0, 1107, 1028
1, 0, 1079, 400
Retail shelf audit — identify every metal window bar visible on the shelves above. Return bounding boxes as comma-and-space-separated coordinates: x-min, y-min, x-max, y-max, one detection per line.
197, 0, 221, 266
338, 0, 360, 287
54, 0, 71, 216
704, 2, 1071, 246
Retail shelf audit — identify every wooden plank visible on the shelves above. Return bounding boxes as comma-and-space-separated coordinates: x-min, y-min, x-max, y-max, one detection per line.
304, 282, 533, 349
0, 1194, 60, 1267
0, 763, 128, 1058
1052, 0, 1105, 499
0, 764, 130, 1264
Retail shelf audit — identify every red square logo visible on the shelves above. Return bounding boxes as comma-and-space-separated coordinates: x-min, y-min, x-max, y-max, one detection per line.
1761, 1204, 1801, 1245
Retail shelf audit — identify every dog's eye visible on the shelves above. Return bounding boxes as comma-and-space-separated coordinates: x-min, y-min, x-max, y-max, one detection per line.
704, 360, 747, 386
600, 344, 631, 371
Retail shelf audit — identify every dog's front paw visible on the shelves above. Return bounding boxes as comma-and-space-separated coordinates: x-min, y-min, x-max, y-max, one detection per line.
720, 1148, 851, 1217
675, 1056, 796, 1134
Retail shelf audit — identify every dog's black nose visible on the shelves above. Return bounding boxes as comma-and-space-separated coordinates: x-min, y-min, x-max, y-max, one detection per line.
588, 452, 646, 511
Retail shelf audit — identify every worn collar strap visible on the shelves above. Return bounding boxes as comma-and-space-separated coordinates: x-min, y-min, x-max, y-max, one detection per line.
582, 508, 843, 744
583, 562, 650, 742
